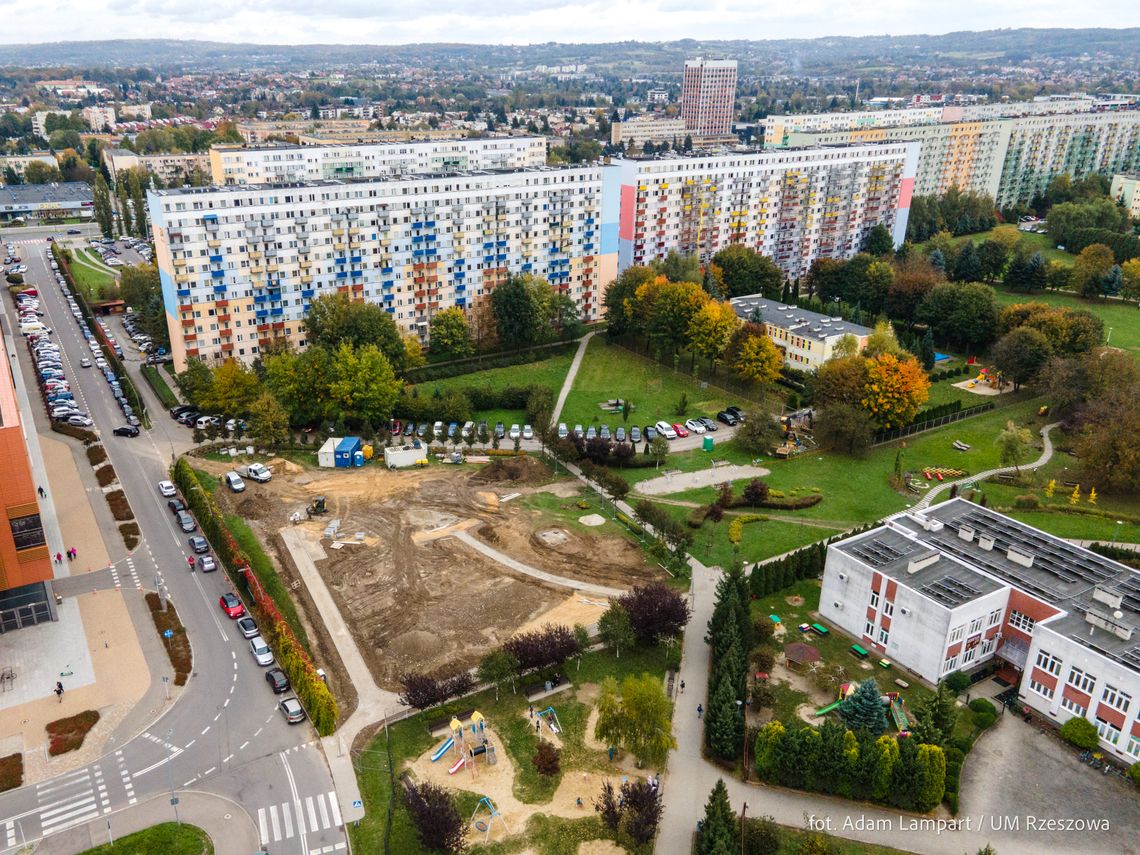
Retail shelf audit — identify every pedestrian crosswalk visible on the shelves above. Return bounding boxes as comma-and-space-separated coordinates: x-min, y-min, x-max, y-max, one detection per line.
35, 765, 103, 837
257, 791, 342, 846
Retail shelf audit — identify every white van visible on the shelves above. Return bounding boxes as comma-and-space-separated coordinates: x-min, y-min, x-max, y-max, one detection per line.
20, 322, 47, 336
195, 415, 213, 430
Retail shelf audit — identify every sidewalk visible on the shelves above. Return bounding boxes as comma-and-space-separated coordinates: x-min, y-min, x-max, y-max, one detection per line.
35, 790, 259, 855
279, 526, 402, 826
549, 330, 593, 427
41, 435, 110, 574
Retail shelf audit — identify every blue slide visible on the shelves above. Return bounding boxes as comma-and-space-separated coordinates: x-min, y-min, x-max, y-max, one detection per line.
431, 737, 454, 762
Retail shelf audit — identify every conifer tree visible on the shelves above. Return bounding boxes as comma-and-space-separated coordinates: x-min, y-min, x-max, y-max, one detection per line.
838, 679, 888, 736
697, 779, 736, 855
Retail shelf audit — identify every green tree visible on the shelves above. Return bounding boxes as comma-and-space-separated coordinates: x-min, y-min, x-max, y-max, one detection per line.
916, 282, 1000, 351
914, 743, 947, 811
990, 327, 1052, 391
604, 266, 657, 338
862, 223, 894, 257
995, 420, 1033, 472
303, 292, 407, 373
428, 308, 472, 361
204, 359, 261, 416
919, 328, 936, 371
697, 779, 736, 855
977, 239, 1009, 282
652, 250, 702, 284
815, 402, 876, 455
92, 174, 114, 237
475, 649, 518, 700
175, 358, 214, 406
1121, 258, 1140, 303
706, 668, 743, 760
328, 343, 402, 427
490, 274, 540, 347
48, 128, 81, 152
838, 678, 887, 736
712, 245, 784, 298
22, 160, 62, 184
649, 435, 670, 468
862, 320, 907, 359
598, 603, 634, 658
593, 673, 677, 767
1071, 244, 1116, 298
248, 392, 290, 448
952, 241, 982, 282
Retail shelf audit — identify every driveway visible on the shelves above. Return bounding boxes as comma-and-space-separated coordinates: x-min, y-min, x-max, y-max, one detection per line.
959, 708, 1140, 854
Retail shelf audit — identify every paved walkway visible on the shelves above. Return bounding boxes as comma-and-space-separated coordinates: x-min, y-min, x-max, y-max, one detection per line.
279, 526, 402, 826
550, 330, 594, 428
36, 790, 258, 855
451, 529, 624, 597
914, 422, 1060, 510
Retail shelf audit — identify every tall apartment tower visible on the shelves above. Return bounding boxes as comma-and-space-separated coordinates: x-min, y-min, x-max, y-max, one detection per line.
681, 58, 738, 137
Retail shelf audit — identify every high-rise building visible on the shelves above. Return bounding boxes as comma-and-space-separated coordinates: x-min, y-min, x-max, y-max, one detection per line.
149, 166, 617, 370
607, 143, 918, 279
1111, 173, 1140, 218
681, 58, 737, 137
764, 101, 1140, 207
208, 137, 549, 186
819, 500, 1140, 765
0, 346, 54, 627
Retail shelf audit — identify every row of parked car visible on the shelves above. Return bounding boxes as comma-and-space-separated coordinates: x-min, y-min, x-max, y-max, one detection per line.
156, 478, 306, 724
389, 419, 535, 443
555, 406, 747, 443
4, 241, 26, 275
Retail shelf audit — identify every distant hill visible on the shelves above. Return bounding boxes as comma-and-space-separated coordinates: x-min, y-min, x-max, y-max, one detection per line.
0, 29, 1138, 73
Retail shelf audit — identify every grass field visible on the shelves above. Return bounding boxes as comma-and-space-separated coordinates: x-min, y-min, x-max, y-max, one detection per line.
922, 227, 1075, 266
559, 338, 747, 433
991, 287, 1140, 363
140, 364, 179, 409
68, 249, 117, 300
78, 822, 213, 854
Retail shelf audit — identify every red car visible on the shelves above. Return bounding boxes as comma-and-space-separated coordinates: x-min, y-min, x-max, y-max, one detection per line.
219, 592, 245, 619
389, 418, 402, 435
672, 423, 689, 438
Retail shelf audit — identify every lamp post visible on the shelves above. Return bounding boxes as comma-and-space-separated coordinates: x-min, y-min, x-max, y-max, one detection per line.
740, 800, 748, 855
165, 728, 180, 825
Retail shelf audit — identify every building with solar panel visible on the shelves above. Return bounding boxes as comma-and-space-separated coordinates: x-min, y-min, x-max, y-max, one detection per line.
820, 498, 1139, 764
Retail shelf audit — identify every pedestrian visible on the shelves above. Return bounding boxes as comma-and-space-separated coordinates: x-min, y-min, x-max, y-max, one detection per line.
72, 547, 78, 559
55, 551, 62, 564
535, 719, 541, 734
54, 681, 64, 703
38, 486, 45, 498
529, 704, 534, 718
697, 703, 703, 719
679, 679, 685, 694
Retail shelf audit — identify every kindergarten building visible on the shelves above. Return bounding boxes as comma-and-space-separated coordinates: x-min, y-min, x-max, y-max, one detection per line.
727, 295, 872, 370
819, 499, 1140, 764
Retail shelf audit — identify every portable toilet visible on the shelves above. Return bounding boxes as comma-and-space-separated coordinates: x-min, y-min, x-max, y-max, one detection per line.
318, 437, 340, 468
335, 436, 362, 468
354, 450, 364, 467
702, 436, 714, 452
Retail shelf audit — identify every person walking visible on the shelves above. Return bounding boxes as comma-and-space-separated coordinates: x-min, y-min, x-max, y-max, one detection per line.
54, 552, 62, 565
38, 486, 46, 498
679, 679, 685, 694
697, 703, 703, 719
54, 681, 64, 703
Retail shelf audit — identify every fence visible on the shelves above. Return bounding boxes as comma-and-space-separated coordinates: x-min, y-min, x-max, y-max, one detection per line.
871, 402, 996, 445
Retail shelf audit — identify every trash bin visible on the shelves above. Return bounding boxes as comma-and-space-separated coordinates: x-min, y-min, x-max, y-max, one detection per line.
702, 436, 714, 452
544, 680, 553, 692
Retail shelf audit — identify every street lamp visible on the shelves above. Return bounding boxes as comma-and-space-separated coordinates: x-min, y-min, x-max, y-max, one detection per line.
165, 728, 180, 825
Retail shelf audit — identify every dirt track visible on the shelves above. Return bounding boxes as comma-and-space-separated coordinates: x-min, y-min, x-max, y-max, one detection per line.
205, 456, 662, 690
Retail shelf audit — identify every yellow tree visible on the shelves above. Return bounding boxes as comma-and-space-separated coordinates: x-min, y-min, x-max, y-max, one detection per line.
687, 301, 740, 369
1088, 487, 1097, 506
727, 326, 783, 385
860, 353, 931, 429
1122, 258, 1140, 304
1069, 484, 1081, 505
1044, 478, 1056, 497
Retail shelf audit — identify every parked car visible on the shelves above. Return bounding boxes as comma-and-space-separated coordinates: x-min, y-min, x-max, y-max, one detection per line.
188, 536, 209, 554
167, 498, 185, 514
630, 426, 641, 444
242, 463, 272, 483
615, 426, 626, 443
224, 472, 246, 493
684, 419, 706, 435
716, 411, 738, 426
494, 422, 506, 439
278, 697, 305, 724
672, 423, 689, 438
249, 636, 274, 666
197, 555, 217, 572
265, 668, 290, 694
573, 424, 584, 438
237, 616, 259, 639
522, 424, 533, 440
585, 425, 596, 440
219, 592, 245, 619
176, 511, 196, 532
67, 414, 93, 427
508, 424, 521, 440
557, 423, 568, 439
655, 421, 677, 440
699, 417, 718, 432
599, 424, 611, 440
726, 406, 747, 422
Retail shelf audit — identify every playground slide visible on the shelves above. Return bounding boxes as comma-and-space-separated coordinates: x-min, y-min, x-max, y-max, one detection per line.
431, 737, 454, 762
448, 756, 466, 775
891, 699, 910, 731
815, 700, 843, 717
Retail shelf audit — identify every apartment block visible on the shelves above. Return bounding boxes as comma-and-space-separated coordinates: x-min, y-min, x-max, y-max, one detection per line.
0, 346, 54, 628
208, 137, 548, 186
607, 143, 918, 280
149, 167, 617, 371
727, 296, 872, 369
1111, 173, 1140, 218
0, 151, 57, 183
103, 149, 210, 186
681, 58, 737, 137
819, 499, 1140, 764
767, 104, 1140, 206
610, 116, 688, 149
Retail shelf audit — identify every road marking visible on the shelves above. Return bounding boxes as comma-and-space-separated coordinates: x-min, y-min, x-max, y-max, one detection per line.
203, 766, 216, 776
5, 820, 14, 847
239, 740, 249, 751
35, 769, 90, 796
201, 726, 210, 735
282, 801, 294, 838
258, 808, 268, 844
280, 750, 311, 853
213, 712, 221, 722
317, 792, 329, 828
306, 796, 318, 832
184, 739, 195, 749
224, 697, 230, 707
254, 727, 263, 737
327, 790, 342, 826
223, 754, 234, 764
269, 804, 281, 842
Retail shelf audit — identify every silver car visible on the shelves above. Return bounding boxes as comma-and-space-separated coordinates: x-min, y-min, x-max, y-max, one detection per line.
249, 636, 274, 667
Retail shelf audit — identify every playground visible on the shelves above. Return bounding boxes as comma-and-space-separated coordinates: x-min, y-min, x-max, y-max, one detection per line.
201, 456, 662, 689
954, 365, 1013, 396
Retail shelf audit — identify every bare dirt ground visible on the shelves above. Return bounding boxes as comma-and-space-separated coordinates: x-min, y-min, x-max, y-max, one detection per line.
634, 464, 770, 496
204, 456, 661, 691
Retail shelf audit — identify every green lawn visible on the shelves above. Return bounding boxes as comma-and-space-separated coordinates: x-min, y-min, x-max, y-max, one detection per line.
991, 287, 1140, 363
923, 379, 977, 409
69, 250, 117, 300
923, 227, 1075, 266
350, 646, 670, 855
141, 364, 179, 409
78, 822, 212, 854
559, 338, 748, 433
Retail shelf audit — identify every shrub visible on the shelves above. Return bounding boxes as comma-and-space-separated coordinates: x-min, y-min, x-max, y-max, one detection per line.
105, 490, 133, 521
145, 592, 192, 685
728, 513, 766, 544
945, 791, 959, 815
46, 710, 100, 756
51, 421, 97, 444
1013, 494, 1040, 509
86, 445, 107, 466
95, 464, 116, 487
1059, 715, 1100, 749
0, 754, 22, 793
943, 671, 971, 694
1128, 763, 1140, 788
974, 711, 996, 730
532, 740, 561, 776
968, 698, 997, 717
119, 522, 140, 551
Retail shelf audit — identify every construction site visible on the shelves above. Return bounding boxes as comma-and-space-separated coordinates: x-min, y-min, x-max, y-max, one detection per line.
201, 454, 663, 691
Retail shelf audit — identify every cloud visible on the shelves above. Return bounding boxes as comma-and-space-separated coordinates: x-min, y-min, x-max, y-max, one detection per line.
3, 0, 1139, 44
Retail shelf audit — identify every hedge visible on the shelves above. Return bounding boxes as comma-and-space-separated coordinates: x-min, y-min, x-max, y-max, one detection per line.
51, 422, 98, 445
404, 341, 577, 383
171, 458, 336, 734
728, 514, 767, 544
141, 363, 179, 409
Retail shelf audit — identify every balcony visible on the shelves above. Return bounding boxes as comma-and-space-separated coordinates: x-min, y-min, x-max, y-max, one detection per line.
173, 257, 188, 268
207, 239, 221, 248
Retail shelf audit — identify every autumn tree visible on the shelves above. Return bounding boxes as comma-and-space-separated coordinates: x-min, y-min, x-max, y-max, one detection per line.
203, 359, 260, 416
635, 278, 709, 355
725, 322, 782, 385
990, 327, 1052, 390
404, 782, 467, 854
248, 392, 290, 447
1071, 243, 1115, 298
687, 300, 740, 369
328, 343, 402, 427
427, 308, 472, 361
617, 582, 691, 645
594, 673, 677, 768
604, 266, 657, 338
860, 353, 930, 430
813, 355, 870, 407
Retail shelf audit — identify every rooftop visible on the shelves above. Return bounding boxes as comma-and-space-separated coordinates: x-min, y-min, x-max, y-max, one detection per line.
879, 500, 1140, 669
728, 296, 873, 342
213, 136, 545, 154
0, 182, 93, 205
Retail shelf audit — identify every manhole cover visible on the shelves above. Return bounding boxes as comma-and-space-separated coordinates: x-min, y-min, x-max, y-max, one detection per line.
224, 813, 232, 820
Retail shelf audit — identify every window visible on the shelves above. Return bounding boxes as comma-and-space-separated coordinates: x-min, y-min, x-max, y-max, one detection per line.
942, 654, 959, 675
10, 514, 46, 551
1009, 610, 1035, 633
883, 602, 894, 618
1035, 650, 1062, 676
870, 591, 880, 609
1029, 679, 1054, 700
1067, 668, 1096, 694
1102, 685, 1132, 713
878, 627, 889, 645
949, 625, 964, 643
1095, 718, 1121, 746
963, 646, 977, 664
1127, 736, 1140, 760
968, 617, 984, 634
1060, 695, 1086, 717
864, 621, 874, 638
980, 637, 995, 656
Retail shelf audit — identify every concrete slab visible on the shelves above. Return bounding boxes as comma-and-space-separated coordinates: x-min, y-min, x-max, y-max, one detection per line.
0, 597, 94, 711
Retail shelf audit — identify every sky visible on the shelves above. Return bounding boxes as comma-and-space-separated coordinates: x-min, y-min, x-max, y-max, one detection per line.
1, 0, 1137, 45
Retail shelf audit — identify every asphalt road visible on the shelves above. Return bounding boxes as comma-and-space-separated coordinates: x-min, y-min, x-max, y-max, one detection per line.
0, 235, 345, 855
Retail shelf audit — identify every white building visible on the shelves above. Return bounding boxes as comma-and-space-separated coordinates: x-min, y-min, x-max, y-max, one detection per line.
728, 297, 872, 369
819, 500, 1140, 764
81, 106, 117, 132
0, 151, 57, 183
208, 137, 548, 186
1111, 173, 1140, 218
104, 149, 210, 186
681, 58, 737, 137
610, 116, 688, 148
